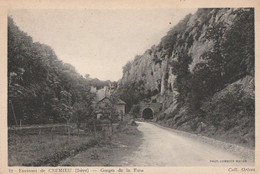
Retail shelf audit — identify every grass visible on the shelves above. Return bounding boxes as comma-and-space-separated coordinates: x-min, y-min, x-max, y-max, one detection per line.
59, 121, 143, 166
8, 133, 97, 166
8, 116, 142, 166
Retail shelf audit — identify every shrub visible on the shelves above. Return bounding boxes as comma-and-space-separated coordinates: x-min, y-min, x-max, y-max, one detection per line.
202, 85, 254, 131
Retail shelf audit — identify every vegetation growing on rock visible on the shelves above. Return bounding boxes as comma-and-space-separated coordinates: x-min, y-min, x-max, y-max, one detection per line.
118, 8, 255, 148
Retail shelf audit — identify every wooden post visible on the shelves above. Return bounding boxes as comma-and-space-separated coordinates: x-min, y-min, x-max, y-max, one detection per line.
9, 100, 18, 126
51, 127, 54, 141
66, 121, 71, 142
110, 119, 113, 134
68, 124, 71, 140
93, 119, 97, 139
77, 120, 80, 137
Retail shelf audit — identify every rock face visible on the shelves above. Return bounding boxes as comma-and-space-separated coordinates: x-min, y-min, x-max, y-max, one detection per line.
120, 51, 163, 93
119, 8, 241, 112
118, 8, 254, 148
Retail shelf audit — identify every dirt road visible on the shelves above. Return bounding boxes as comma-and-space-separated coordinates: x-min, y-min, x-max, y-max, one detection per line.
120, 122, 253, 166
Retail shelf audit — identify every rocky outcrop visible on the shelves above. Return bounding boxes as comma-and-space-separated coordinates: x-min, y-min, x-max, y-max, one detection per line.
118, 8, 254, 148
120, 51, 163, 93
212, 75, 254, 100
119, 8, 242, 111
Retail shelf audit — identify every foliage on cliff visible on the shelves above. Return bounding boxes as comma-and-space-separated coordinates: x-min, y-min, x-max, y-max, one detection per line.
187, 9, 254, 111
118, 8, 255, 147
84, 74, 112, 90
115, 80, 156, 113
8, 17, 95, 126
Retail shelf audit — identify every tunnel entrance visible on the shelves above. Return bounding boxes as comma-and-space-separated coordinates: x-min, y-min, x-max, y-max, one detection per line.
142, 108, 153, 119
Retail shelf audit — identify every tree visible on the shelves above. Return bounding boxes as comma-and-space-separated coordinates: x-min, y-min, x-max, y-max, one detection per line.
84, 74, 90, 80
170, 50, 192, 105
132, 105, 140, 118
51, 90, 73, 136
115, 80, 148, 113
72, 91, 95, 134
221, 8, 254, 80
8, 17, 96, 127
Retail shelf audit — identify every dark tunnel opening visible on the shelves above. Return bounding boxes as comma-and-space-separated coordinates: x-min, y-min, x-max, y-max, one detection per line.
142, 108, 153, 119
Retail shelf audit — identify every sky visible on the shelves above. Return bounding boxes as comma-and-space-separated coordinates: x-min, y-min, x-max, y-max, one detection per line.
9, 9, 197, 81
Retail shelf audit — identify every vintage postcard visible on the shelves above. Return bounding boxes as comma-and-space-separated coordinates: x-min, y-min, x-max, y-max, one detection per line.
0, 0, 259, 173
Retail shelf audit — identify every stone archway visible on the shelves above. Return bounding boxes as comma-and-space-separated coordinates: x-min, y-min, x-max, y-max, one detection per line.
142, 108, 153, 119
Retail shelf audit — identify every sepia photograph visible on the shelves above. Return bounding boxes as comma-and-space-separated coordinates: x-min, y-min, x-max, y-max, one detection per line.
1, 1, 258, 173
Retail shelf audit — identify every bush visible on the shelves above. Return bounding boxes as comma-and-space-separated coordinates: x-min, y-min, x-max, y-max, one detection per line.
202, 85, 254, 131
132, 105, 140, 118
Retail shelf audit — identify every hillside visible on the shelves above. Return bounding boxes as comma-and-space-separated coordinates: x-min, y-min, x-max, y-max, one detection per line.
8, 17, 95, 126
117, 8, 255, 148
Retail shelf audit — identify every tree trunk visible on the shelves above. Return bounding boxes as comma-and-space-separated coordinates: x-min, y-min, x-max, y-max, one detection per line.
67, 121, 71, 140
93, 119, 97, 139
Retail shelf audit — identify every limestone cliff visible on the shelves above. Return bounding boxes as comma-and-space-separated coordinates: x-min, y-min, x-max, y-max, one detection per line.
120, 8, 239, 95
118, 8, 254, 148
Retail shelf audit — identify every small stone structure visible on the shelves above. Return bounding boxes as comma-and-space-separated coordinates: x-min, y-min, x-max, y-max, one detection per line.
138, 102, 163, 119
96, 96, 126, 120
